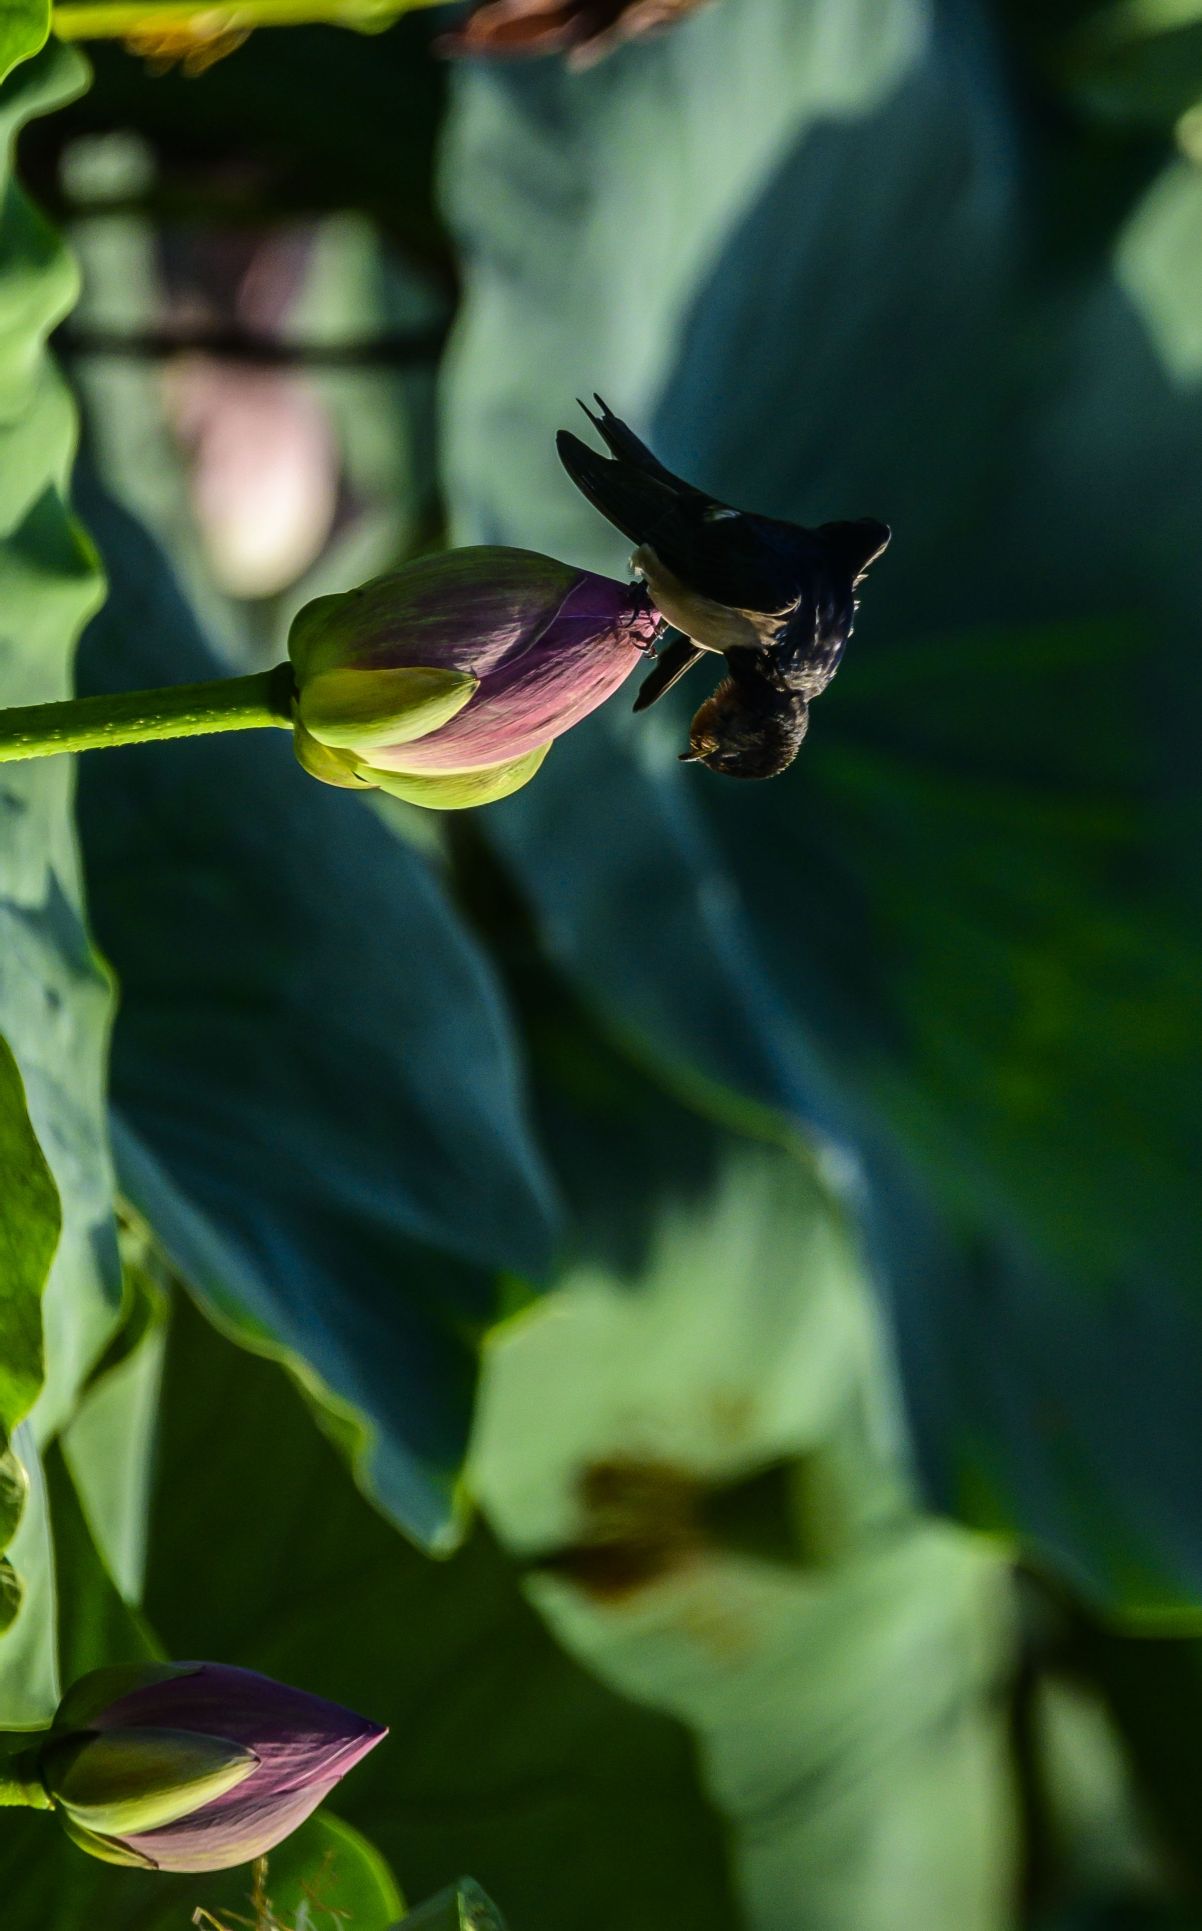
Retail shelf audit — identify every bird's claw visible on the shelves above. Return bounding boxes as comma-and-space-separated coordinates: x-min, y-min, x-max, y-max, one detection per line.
627, 578, 662, 654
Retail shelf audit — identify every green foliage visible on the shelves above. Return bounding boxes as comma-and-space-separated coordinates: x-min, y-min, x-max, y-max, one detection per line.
0, 37, 117, 1446
59, 1231, 167, 1603
0, 1440, 404, 1925
397, 1880, 505, 1931
178, 1813, 403, 1931
0, 1799, 403, 1930
0, 0, 48, 88
0, 2, 1197, 1924
1066, 0, 1202, 128
0, 32, 119, 1729
0, 1035, 59, 1435
464, 958, 1015, 1931
140, 1294, 734, 1931
443, 0, 1202, 1623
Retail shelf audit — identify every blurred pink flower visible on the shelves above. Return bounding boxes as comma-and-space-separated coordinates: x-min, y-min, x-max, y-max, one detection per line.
158, 229, 340, 598
440, 0, 714, 69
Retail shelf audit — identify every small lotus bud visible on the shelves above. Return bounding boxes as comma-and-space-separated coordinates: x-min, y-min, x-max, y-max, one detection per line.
288, 546, 658, 810
29, 1662, 385, 1873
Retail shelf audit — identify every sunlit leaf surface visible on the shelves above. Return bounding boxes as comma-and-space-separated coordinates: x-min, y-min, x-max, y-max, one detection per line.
0, 0, 48, 83
442, 0, 1202, 1620
469, 983, 1014, 1931
0, 36, 119, 1724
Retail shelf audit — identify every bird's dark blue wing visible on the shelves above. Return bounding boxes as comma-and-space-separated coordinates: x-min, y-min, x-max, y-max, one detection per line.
558, 403, 890, 624
556, 427, 686, 547
581, 396, 702, 496
557, 424, 819, 614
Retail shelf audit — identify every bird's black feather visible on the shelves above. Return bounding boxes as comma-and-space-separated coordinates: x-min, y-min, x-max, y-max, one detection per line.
556, 421, 816, 614
632, 629, 706, 712
579, 395, 692, 494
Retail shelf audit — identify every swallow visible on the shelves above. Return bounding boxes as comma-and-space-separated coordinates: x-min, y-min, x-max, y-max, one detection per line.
556, 396, 890, 778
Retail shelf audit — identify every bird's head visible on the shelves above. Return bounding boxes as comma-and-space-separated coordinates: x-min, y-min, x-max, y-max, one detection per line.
681, 678, 808, 780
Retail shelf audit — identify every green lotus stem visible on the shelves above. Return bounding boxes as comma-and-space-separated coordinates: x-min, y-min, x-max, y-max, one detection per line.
0, 665, 295, 764
0, 1739, 52, 1811
52, 0, 444, 37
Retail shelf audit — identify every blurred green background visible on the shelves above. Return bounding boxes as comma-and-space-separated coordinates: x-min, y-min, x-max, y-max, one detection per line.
1, 0, 1201, 1925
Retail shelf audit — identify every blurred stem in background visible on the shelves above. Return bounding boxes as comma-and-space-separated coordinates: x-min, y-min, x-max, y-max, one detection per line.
51, 0, 447, 41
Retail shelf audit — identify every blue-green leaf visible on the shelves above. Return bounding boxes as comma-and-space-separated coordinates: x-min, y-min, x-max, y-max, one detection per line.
440, 0, 1202, 1618
0, 44, 117, 1436
0, 37, 118, 1725
469, 992, 1014, 1931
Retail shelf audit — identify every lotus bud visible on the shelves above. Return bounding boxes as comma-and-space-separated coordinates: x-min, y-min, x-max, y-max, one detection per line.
12, 1661, 385, 1873
288, 546, 659, 809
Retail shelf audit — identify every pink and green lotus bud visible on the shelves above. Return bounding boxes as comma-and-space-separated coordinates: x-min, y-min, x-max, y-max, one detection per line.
35, 1662, 385, 1873
288, 545, 658, 809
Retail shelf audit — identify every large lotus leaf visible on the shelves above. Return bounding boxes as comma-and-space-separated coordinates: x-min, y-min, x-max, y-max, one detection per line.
466, 982, 1015, 1931
0, 38, 120, 1722
69, 479, 557, 1550
137, 1292, 735, 1931
439, 0, 1202, 1616
648, 24, 1202, 1619
0, 43, 118, 1441
467, 957, 906, 1541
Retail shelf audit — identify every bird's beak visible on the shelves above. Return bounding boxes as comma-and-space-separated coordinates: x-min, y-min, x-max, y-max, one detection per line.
678, 749, 703, 763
